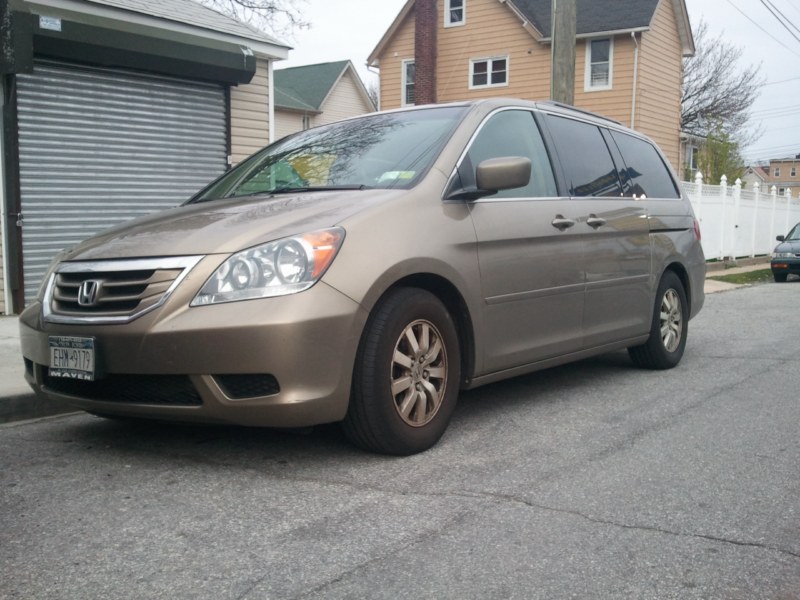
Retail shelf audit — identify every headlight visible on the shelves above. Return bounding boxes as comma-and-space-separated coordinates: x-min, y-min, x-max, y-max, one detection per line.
773, 252, 794, 259
191, 228, 344, 306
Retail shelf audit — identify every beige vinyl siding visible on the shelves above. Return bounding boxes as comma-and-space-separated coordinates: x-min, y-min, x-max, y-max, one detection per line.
634, 0, 683, 169
230, 57, 270, 165
437, 0, 549, 102
316, 71, 374, 125
377, 9, 416, 110
274, 110, 308, 140
573, 36, 636, 126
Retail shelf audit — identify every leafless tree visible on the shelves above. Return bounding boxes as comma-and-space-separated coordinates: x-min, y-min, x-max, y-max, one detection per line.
196, 0, 309, 35
682, 20, 764, 144
366, 81, 380, 110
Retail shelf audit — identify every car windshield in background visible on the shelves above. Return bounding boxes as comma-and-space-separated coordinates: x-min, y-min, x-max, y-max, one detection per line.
192, 106, 469, 202
785, 224, 800, 241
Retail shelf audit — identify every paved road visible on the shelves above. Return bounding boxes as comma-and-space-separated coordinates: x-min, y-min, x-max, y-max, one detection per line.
2, 282, 799, 599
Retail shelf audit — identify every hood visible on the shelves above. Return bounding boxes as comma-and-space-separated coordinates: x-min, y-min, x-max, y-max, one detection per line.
62, 189, 404, 261
775, 239, 800, 254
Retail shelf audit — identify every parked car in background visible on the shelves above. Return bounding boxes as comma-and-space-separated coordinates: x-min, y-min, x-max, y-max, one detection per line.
19, 99, 706, 455
771, 222, 800, 282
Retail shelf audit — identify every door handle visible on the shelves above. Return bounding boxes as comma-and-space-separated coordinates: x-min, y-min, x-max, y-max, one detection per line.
586, 215, 607, 229
551, 215, 576, 231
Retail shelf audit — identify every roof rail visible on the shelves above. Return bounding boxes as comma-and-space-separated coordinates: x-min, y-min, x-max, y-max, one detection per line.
537, 100, 622, 126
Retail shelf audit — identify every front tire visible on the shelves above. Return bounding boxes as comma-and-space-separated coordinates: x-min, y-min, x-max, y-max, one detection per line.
343, 288, 461, 455
773, 272, 788, 283
628, 271, 688, 370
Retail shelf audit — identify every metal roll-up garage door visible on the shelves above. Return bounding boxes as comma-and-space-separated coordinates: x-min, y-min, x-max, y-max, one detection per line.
16, 60, 228, 304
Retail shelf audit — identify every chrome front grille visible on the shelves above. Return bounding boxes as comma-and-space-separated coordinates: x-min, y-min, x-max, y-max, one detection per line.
53, 269, 182, 315
44, 256, 203, 324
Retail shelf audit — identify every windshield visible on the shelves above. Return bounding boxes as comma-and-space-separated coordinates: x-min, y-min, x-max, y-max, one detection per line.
786, 223, 800, 241
191, 106, 468, 202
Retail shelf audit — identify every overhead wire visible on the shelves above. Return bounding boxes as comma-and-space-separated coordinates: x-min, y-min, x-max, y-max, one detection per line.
724, 0, 800, 57
762, 75, 800, 86
759, 0, 800, 44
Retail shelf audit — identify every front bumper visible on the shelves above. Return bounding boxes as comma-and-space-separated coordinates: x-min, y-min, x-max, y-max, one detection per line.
20, 281, 368, 428
770, 258, 800, 275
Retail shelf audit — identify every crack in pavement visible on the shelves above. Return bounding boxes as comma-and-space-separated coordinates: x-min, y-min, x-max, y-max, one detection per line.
457, 489, 800, 561
228, 473, 799, 599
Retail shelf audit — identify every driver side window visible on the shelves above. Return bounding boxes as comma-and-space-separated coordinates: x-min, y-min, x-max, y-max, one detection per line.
465, 110, 557, 198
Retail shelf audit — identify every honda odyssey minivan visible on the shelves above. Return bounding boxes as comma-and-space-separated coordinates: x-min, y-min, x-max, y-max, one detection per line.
20, 99, 705, 455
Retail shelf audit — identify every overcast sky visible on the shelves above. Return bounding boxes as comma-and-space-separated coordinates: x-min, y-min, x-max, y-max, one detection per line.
277, 0, 800, 165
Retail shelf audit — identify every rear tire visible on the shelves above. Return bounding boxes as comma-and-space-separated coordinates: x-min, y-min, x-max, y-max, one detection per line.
628, 271, 688, 370
343, 288, 461, 455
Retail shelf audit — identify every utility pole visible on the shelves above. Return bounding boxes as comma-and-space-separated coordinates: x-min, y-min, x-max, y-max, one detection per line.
550, 0, 576, 105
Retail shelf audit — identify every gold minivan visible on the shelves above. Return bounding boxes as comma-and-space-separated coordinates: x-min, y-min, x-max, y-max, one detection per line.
20, 99, 705, 455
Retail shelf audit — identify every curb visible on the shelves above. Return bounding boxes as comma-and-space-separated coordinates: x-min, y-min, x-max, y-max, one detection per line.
0, 391, 77, 425
705, 257, 770, 273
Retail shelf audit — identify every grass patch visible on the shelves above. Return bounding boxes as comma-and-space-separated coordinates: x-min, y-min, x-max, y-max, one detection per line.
708, 269, 774, 285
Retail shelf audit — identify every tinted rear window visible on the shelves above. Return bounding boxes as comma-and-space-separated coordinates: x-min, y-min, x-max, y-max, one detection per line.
545, 115, 621, 197
609, 131, 680, 199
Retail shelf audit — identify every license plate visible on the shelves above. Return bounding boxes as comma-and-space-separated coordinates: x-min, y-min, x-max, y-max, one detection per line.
49, 336, 95, 381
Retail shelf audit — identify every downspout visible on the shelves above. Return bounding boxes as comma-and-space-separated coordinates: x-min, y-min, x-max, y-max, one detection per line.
0, 76, 9, 313
630, 31, 639, 128
268, 59, 275, 144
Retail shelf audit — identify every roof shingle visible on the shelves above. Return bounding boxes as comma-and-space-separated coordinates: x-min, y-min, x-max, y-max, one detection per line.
82, 0, 286, 45
511, 0, 661, 36
274, 60, 351, 112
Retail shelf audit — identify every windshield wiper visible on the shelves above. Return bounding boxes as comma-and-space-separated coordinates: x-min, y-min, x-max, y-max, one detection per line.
269, 184, 372, 195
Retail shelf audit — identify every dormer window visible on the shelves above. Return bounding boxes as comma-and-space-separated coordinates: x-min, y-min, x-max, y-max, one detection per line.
445, 0, 465, 27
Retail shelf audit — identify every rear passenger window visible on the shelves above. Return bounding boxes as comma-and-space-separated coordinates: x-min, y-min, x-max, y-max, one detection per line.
609, 131, 680, 199
464, 110, 557, 198
545, 115, 621, 197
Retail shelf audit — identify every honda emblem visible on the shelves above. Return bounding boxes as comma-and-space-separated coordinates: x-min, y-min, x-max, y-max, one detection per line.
78, 280, 100, 307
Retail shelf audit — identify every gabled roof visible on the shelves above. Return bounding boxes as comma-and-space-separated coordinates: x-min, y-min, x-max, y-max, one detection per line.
745, 166, 769, 182
369, 0, 694, 66
274, 60, 374, 113
30, 0, 290, 56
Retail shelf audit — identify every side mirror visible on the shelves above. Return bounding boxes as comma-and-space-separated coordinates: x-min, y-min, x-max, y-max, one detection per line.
445, 156, 532, 201
777, 235, 785, 242
476, 157, 532, 193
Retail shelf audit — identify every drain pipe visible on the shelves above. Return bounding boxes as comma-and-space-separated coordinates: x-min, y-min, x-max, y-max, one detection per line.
630, 31, 640, 128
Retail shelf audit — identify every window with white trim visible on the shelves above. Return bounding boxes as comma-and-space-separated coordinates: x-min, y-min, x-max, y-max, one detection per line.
402, 59, 415, 106
585, 38, 613, 91
792, 167, 797, 177
445, 0, 465, 26
775, 167, 781, 177
470, 57, 508, 89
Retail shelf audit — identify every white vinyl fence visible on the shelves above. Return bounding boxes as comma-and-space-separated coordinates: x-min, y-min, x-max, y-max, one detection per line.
683, 173, 800, 261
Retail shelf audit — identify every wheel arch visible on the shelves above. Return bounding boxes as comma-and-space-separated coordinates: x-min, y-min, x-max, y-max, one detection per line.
661, 261, 692, 315
369, 273, 476, 389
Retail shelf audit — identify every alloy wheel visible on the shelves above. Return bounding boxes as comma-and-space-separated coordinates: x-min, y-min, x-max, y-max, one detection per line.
390, 319, 448, 427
